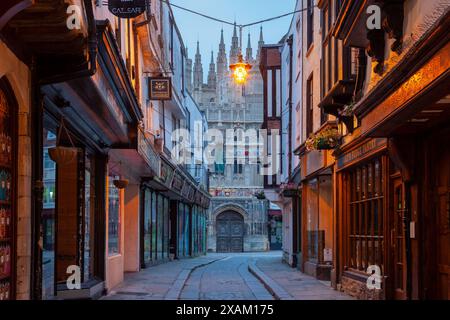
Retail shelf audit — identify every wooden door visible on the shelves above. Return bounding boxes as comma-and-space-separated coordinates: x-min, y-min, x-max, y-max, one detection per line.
391, 176, 407, 300
216, 211, 244, 253
435, 138, 450, 300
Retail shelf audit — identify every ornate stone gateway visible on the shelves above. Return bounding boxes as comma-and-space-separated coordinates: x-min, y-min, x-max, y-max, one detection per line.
216, 211, 244, 253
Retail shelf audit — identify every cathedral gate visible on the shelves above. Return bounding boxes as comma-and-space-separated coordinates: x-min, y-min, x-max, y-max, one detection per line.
216, 211, 244, 253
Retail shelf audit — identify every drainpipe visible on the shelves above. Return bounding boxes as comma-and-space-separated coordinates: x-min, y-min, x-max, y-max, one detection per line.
39, 0, 98, 85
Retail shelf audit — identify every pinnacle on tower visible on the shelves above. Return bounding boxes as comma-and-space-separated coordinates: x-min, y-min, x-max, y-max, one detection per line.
230, 22, 240, 64
193, 41, 204, 90
185, 46, 193, 92
207, 51, 217, 89
217, 29, 228, 79
257, 26, 265, 61
246, 33, 253, 62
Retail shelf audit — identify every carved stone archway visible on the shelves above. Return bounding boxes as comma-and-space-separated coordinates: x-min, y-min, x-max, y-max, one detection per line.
215, 211, 245, 253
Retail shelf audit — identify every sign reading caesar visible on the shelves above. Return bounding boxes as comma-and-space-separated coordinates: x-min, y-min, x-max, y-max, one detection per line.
108, 0, 146, 19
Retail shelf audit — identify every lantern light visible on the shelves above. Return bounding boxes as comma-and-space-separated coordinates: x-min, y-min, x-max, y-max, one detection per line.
230, 54, 252, 85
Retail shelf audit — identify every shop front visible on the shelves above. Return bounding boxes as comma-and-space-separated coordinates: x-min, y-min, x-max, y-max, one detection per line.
299, 134, 335, 281
333, 8, 450, 300
335, 138, 390, 299
268, 207, 282, 251
0, 78, 17, 301
141, 155, 210, 267
30, 17, 147, 298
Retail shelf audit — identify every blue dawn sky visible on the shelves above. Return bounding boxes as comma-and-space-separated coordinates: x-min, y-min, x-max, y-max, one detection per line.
170, 0, 296, 80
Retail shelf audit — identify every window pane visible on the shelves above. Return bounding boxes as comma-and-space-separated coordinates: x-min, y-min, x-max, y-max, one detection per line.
151, 192, 157, 260
84, 154, 95, 281
157, 194, 163, 260
108, 177, 120, 256
144, 189, 151, 263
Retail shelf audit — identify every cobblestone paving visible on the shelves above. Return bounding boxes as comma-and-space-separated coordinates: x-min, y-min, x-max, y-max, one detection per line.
180, 253, 274, 300
255, 253, 355, 300
103, 252, 353, 300
103, 255, 226, 300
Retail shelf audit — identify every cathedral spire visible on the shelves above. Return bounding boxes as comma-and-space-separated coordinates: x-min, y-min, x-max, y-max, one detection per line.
257, 26, 265, 61
246, 33, 253, 62
220, 28, 225, 45
193, 41, 203, 90
207, 51, 217, 89
230, 22, 240, 64
185, 46, 193, 92
217, 29, 228, 79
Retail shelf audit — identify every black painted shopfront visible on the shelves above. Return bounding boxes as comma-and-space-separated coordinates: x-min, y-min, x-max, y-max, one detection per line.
141, 156, 210, 267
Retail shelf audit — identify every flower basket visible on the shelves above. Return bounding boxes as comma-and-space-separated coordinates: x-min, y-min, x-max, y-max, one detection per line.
113, 179, 129, 190
48, 146, 78, 165
339, 102, 355, 117
280, 183, 299, 197
255, 191, 266, 200
306, 128, 341, 152
49, 118, 78, 165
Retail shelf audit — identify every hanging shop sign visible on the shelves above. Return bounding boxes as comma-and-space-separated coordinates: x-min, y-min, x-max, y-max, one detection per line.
148, 77, 172, 101
108, 0, 147, 19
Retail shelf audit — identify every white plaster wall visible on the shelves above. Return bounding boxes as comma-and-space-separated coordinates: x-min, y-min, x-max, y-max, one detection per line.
301, 0, 323, 143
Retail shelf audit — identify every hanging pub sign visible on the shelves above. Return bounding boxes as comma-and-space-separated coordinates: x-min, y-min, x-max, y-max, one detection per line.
149, 77, 172, 101
108, 0, 147, 19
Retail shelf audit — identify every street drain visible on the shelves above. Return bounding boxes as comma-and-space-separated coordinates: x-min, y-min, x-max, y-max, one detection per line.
116, 291, 149, 296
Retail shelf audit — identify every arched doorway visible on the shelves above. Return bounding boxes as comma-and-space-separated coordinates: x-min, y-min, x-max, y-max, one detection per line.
216, 211, 244, 253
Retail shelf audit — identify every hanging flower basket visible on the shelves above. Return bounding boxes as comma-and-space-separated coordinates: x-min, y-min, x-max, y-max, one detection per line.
254, 191, 266, 200
339, 102, 355, 117
113, 178, 129, 190
48, 146, 78, 165
306, 128, 341, 152
49, 118, 78, 165
280, 183, 299, 197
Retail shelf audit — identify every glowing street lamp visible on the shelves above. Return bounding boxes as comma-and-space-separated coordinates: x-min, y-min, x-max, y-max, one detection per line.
230, 54, 252, 84
230, 23, 252, 85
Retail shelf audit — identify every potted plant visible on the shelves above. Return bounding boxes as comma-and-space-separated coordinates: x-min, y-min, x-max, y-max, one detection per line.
338, 102, 356, 133
280, 183, 299, 197
255, 191, 266, 200
306, 128, 341, 151
339, 101, 355, 117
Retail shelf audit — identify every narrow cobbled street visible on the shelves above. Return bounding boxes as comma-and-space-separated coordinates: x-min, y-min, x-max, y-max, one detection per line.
104, 252, 353, 300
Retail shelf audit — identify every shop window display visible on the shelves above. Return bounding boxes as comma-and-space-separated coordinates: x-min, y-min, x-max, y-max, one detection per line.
108, 177, 121, 255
